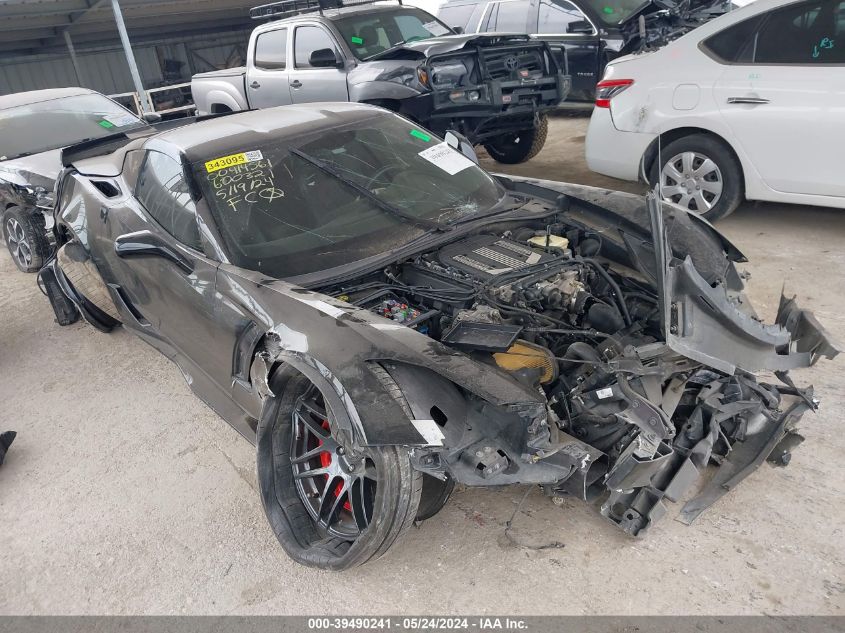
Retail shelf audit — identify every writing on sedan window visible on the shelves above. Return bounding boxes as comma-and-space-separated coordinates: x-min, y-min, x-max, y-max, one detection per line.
206, 158, 284, 212
812, 37, 834, 59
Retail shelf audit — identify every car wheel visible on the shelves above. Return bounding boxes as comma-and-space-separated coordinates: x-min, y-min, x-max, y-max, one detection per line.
650, 135, 743, 222
483, 114, 548, 164
3, 206, 50, 273
257, 373, 422, 570
416, 474, 455, 521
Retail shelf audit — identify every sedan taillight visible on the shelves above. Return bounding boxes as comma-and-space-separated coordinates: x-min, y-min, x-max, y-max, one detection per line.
595, 79, 634, 108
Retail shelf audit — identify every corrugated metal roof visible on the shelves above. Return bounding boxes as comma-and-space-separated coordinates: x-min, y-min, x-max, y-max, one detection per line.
0, 0, 259, 55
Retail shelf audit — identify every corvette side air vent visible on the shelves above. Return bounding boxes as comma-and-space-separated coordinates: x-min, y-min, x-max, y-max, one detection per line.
91, 180, 121, 198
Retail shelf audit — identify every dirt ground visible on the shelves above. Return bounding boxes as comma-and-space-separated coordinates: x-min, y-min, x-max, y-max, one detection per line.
1, 114, 843, 615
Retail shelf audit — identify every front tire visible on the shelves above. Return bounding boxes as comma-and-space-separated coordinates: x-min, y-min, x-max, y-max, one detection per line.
650, 134, 743, 222
257, 373, 422, 570
416, 474, 455, 521
3, 207, 50, 273
483, 114, 548, 164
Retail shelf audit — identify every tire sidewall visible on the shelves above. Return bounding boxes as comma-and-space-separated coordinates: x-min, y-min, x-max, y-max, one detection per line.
256, 371, 410, 571
650, 135, 743, 222
3, 206, 49, 273
483, 115, 548, 164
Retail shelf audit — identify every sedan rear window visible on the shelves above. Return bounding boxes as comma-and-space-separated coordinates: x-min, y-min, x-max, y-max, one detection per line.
701, 15, 764, 63
0, 93, 144, 161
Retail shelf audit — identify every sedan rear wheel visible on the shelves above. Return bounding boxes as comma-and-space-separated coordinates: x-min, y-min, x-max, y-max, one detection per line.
660, 151, 723, 213
651, 134, 743, 222
257, 373, 422, 570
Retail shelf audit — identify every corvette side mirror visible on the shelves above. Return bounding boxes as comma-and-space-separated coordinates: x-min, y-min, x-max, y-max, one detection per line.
142, 112, 163, 124
452, 26, 465, 34
445, 130, 478, 164
115, 230, 194, 274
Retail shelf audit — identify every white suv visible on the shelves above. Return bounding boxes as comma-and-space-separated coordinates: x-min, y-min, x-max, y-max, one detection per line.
584, 0, 845, 221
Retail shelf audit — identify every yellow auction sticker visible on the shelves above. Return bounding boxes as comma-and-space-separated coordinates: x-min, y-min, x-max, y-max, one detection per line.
205, 150, 263, 173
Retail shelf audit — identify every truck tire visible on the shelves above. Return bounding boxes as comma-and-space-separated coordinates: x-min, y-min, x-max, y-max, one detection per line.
483, 114, 548, 164
3, 206, 50, 273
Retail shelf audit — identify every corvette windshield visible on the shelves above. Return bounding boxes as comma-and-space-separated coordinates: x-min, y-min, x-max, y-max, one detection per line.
0, 93, 144, 161
195, 114, 504, 278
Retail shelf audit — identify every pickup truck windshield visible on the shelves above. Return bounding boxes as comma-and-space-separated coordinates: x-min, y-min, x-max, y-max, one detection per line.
0, 93, 144, 161
333, 8, 452, 60
195, 115, 504, 278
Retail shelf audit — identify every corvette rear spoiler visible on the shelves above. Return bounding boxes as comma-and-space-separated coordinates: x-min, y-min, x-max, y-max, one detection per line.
61, 133, 132, 168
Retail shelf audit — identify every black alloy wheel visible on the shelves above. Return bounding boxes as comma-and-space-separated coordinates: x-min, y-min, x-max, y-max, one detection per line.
257, 373, 422, 570
290, 385, 378, 539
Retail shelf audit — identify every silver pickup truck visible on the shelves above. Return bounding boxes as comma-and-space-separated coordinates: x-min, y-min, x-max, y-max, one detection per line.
191, 0, 570, 164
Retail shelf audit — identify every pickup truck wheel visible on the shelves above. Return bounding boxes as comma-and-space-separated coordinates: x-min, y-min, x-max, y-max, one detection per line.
483, 114, 548, 164
257, 373, 422, 570
650, 134, 743, 222
3, 206, 50, 273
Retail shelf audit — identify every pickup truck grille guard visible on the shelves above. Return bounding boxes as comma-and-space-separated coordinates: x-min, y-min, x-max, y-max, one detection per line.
421, 41, 569, 125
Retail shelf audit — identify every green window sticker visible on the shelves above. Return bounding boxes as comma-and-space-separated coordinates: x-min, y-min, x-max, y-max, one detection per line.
603, 6, 614, 13
98, 119, 115, 129
410, 129, 431, 142
351, 36, 363, 45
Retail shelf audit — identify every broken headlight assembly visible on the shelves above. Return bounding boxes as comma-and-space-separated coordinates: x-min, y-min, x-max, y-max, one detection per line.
428, 59, 471, 88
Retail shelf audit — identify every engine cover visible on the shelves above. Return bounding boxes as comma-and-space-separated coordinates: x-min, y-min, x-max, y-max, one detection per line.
437, 235, 557, 280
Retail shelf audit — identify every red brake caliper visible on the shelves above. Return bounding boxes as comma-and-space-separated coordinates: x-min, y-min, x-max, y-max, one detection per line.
319, 420, 351, 512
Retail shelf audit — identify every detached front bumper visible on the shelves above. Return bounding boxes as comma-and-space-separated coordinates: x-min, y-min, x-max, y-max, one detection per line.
400, 73, 569, 144
401, 41, 570, 144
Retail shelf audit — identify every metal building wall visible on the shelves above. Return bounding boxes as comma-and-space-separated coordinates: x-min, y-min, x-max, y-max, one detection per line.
0, 29, 251, 97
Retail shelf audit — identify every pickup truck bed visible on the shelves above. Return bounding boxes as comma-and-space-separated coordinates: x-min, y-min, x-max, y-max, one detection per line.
191, 67, 247, 115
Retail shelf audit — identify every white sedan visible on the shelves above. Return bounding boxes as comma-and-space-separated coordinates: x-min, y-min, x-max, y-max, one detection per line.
585, 0, 845, 221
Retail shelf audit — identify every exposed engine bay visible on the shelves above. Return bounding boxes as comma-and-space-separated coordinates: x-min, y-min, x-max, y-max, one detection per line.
319, 197, 839, 536
621, 0, 732, 53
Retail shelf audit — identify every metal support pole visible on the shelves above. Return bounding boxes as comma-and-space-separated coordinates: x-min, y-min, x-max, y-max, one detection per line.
63, 31, 86, 87
110, 0, 152, 114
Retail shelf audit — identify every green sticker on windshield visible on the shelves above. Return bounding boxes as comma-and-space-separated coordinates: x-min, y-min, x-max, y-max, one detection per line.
410, 129, 431, 142
98, 119, 115, 129
603, 6, 614, 13
351, 36, 363, 45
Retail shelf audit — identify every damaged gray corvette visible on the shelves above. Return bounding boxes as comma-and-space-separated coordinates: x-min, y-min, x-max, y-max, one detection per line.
41, 103, 838, 570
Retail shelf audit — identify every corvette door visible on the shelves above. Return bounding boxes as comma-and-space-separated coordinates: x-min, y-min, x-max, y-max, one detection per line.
712, 0, 845, 198
105, 151, 222, 375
